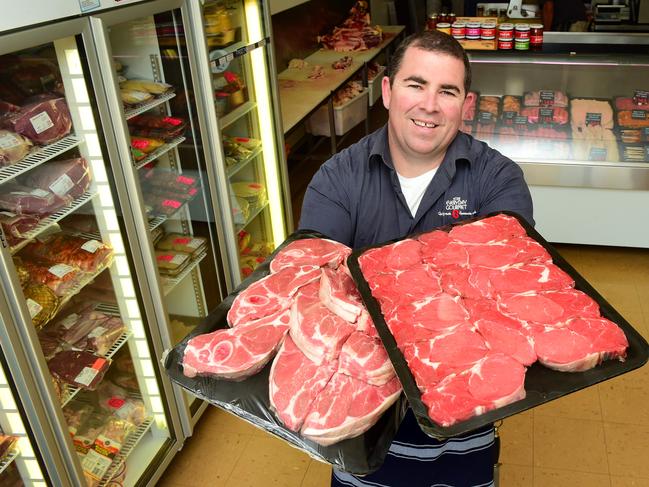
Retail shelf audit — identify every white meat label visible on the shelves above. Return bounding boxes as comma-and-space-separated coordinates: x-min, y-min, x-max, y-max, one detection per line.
187, 238, 203, 249
171, 253, 187, 265
30, 188, 51, 198
87, 326, 107, 339
114, 401, 136, 421
0, 133, 21, 150
49, 174, 75, 197
48, 263, 75, 278
59, 313, 80, 329
81, 240, 103, 253
29, 111, 54, 135
26, 298, 43, 318
74, 366, 99, 386
81, 448, 112, 480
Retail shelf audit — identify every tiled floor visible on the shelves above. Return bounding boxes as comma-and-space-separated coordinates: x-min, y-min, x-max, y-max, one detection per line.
159, 245, 649, 487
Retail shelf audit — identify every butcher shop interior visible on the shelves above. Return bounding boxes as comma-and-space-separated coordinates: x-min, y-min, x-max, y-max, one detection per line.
0, 0, 648, 486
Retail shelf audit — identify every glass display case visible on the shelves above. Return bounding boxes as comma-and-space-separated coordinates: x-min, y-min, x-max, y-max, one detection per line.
465, 34, 649, 247
0, 18, 181, 487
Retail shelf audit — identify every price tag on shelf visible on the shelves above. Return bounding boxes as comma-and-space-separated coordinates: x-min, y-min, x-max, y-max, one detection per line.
539, 90, 555, 106
633, 89, 649, 106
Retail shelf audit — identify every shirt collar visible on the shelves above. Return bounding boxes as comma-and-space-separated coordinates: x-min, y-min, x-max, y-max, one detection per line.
368, 125, 475, 172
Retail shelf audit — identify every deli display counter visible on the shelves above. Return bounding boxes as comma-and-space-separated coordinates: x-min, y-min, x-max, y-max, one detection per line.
466, 33, 649, 248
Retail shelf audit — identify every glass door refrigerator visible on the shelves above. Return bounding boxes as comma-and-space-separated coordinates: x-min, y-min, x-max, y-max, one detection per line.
0, 17, 183, 487
85, 0, 232, 436
185, 0, 292, 286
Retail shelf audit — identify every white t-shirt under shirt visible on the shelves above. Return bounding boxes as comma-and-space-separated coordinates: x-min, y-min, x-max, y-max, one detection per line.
397, 167, 438, 217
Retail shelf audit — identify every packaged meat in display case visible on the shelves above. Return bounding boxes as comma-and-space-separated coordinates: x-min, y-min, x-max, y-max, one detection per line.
0, 15, 189, 487
345, 212, 649, 437
165, 230, 405, 474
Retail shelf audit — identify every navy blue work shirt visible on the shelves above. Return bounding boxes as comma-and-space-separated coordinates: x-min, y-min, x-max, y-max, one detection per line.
299, 125, 534, 249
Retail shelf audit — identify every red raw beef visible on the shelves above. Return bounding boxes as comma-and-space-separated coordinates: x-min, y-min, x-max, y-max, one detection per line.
531, 316, 628, 372
0, 184, 65, 215
368, 265, 442, 308
358, 238, 422, 277
464, 299, 525, 332
23, 158, 91, 202
182, 309, 290, 379
384, 294, 469, 339
507, 237, 552, 264
227, 265, 321, 327
301, 373, 401, 446
422, 353, 526, 426
270, 238, 351, 273
355, 309, 379, 339
423, 240, 469, 268
290, 281, 356, 364
402, 326, 489, 387
338, 331, 395, 386
499, 289, 600, 326
488, 262, 574, 297
440, 265, 496, 300
319, 266, 364, 322
465, 241, 523, 269
448, 214, 527, 244
475, 319, 537, 366
1, 97, 72, 145
269, 336, 337, 431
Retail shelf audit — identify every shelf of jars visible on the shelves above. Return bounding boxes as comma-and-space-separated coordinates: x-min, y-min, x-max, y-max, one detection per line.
133, 136, 186, 170
0, 134, 83, 184
124, 92, 177, 120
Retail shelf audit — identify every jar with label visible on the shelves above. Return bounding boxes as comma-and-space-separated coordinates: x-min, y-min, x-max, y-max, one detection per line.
448, 13, 457, 24
515, 38, 530, 50
498, 23, 514, 40
426, 13, 438, 31
530, 23, 544, 48
437, 22, 451, 35
514, 23, 530, 40
498, 38, 514, 50
451, 22, 466, 39
481, 22, 497, 40
466, 21, 481, 39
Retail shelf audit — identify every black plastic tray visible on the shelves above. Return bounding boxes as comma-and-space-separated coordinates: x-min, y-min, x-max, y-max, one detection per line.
163, 230, 406, 475
346, 211, 649, 439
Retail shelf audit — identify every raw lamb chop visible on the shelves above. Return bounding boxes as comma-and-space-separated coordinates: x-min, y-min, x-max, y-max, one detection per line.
301, 373, 401, 446
338, 331, 395, 386
269, 238, 350, 273
319, 266, 364, 322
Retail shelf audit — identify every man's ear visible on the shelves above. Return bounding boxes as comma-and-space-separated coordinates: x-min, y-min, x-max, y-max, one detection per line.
462, 91, 476, 118
381, 76, 391, 110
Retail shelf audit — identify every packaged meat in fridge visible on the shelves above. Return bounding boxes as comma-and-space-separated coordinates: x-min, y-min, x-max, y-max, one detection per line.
96, 381, 147, 426
615, 96, 649, 112
17, 258, 85, 296
22, 157, 91, 202
617, 110, 649, 128
0, 129, 32, 166
22, 282, 60, 329
120, 89, 153, 106
82, 417, 135, 485
38, 326, 65, 359
140, 167, 199, 194
127, 114, 187, 140
155, 250, 191, 276
0, 183, 66, 215
155, 233, 207, 255
61, 311, 125, 356
59, 213, 98, 234
47, 350, 111, 390
22, 233, 113, 273
523, 90, 569, 108
73, 414, 106, 455
1, 97, 72, 145
569, 99, 614, 130
120, 79, 173, 95
63, 402, 94, 438
0, 211, 40, 245
9, 59, 63, 97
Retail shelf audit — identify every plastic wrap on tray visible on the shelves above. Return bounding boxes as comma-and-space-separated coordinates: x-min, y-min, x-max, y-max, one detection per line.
23, 157, 91, 202
155, 250, 191, 276
48, 305, 125, 355
48, 350, 110, 390
155, 233, 207, 255
127, 114, 187, 140
17, 258, 84, 297
0, 129, 32, 166
141, 167, 199, 194
0, 183, 66, 215
64, 402, 94, 437
617, 110, 649, 128
0, 211, 39, 245
163, 230, 406, 475
615, 96, 649, 112
22, 233, 113, 273
570, 98, 614, 130
96, 381, 147, 426
23, 282, 60, 329
0, 97, 72, 145
120, 89, 153, 106
476, 95, 500, 124
523, 90, 569, 108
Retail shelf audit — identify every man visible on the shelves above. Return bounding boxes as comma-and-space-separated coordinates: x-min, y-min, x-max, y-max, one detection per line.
299, 30, 533, 487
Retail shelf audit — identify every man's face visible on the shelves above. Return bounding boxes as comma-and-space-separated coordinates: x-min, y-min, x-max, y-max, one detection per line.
382, 46, 475, 169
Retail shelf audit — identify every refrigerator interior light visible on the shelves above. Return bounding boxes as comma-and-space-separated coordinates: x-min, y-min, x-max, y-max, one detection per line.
140, 359, 155, 377
107, 232, 126, 254
24, 458, 44, 479
119, 277, 136, 298
98, 185, 115, 206
79, 107, 95, 131
17, 436, 33, 456
145, 378, 160, 395
7, 412, 26, 434
64, 48, 83, 75
126, 299, 141, 318
102, 208, 120, 231
90, 157, 109, 183
0, 387, 17, 410
135, 339, 151, 359
245, 0, 286, 244
149, 396, 164, 414
72, 78, 90, 104
115, 255, 131, 275
130, 319, 146, 339
85, 133, 103, 158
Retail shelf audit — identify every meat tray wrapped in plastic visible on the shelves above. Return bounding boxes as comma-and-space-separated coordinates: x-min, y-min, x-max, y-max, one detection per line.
50, 305, 125, 355
0, 129, 32, 166
22, 157, 91, 202
22, 233, 113, 273
127, 114, 187, 140
0, 183, 66, 215
22, 282, 60, 329
0, 211, 40, 245
48, 350, 110, 390
0, 97, 72, 145
17, 259, 85, 297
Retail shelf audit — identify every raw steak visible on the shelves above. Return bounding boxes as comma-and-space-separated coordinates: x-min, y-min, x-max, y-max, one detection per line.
23, 158, 91, 202
1, 97, 72, 145
474, 319, 537, 366
422, 353, 526, 426
448, 214, 527, 244
270, 238, 351, 273
464, 238, 549, 269
422, 240, 469, 268
368, 265, 442, 308
384, 294, 469, 339
290, 281, 356, 364
319, 267, 364, 322
227, 265, 321, 327
182, 308, 290, 379
507, 236, 552, 264
269, 336, 337, 431
488, 262, 574, 297
356, 309, 379, 338
358, 238, 422, 277
498, 289, 600, 325
531, 316, 628, 372
338, 331, 395, 385
440, 265, 493, 300
465, 299, 526, 332
403, 326, 489, 387
301, 373, 402, 446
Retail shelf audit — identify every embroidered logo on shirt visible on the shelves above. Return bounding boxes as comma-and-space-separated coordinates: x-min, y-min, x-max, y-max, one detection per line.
438, 196, 476, 219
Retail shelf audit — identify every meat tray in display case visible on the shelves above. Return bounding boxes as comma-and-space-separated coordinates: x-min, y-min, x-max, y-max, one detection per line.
86, 0, 233, 436
465, 33, 649, 248
0, 18, 183, 487
187, 0, 291, 285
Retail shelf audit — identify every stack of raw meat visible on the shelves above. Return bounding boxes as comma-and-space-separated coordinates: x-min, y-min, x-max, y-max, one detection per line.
182, 238, 401, 446
359, 214, 628, 427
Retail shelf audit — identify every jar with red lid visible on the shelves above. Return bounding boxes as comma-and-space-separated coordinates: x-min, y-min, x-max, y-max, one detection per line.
481, 22, 496, 39
514, 23, 530, 40
530, 23, 544, 47
438, 13, 448, 23
498, 23, 514, 40
448, 13, 457, 24
426, 13, 438, 31
466, 21, 481, 39
498, 38, 513, 50
437, 22, 451, 35
451, 22, 466, 39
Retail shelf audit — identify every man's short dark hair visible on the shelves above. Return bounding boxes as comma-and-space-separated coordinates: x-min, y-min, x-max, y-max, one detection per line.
387, 30, 472, 95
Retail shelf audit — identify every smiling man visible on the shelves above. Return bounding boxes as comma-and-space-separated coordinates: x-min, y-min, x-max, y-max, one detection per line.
299, 30, 533, 487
